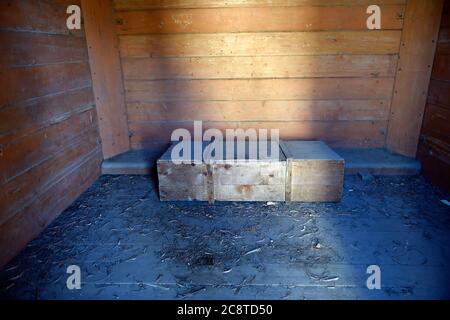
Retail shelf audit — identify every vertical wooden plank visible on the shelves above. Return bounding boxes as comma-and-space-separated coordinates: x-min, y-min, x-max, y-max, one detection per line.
387, 0, 444, 157
206, 164, 215, 205
279, 140, 292, 202
82, 0, 130, 159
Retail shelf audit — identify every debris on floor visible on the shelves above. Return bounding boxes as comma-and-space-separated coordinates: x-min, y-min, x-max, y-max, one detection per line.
0, 175, 449, 300
441, 200, 450, 207
358, 172, 375, 182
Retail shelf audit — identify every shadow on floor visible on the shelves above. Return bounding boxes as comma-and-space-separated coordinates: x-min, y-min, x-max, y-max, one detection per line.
1, 175, 449, 300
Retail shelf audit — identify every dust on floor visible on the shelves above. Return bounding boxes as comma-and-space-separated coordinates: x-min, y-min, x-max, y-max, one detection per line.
1, 175, 449, 300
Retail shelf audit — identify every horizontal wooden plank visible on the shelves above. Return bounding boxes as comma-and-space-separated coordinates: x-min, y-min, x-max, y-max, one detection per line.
0, 31, 89, 67
436, 29, 450, 56
214, 163, 286, 185
0, 128, 100, 225
127, 99, 390, 122
159, 184, 208, 201
119, 31, 402, 58
158, 161, 208, 201
417, 138, 450, 193
122, 55, 398, 80
0, 148, 102, 269
115, 5, 404, 34
421, 104, 450, 142
0, 86, 95, 144
129, 120, 388, 148
0, 62, 92, 106
215, 184, 286, 202
0, 110, 98, 184
442, 0, 450, 28
291, 184, 342, 202
0, 0, 84, 36
439, 28, 450, 44
428, 79, 450, 108
114, 0, 407, 10
125, 78, 395, 101
158, 162, 207, 186
418, 134, 450, 167
432, 52, 450, 81
291, 161, 344, 183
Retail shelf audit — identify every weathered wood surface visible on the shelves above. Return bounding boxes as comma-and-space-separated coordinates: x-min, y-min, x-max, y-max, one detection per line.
157, 143, 209, 201
417, 0, 450, 192
281, 141, 345, 202
115, 5, 404, 34
130, 120, 388, 150
114, 0, 405, 152
157, 142, 286, 202
386, 0, 445, 156
114, 0, 407, 11
0, 0, 101, 268
120, 31, 402, 58
82, 0, 130, 159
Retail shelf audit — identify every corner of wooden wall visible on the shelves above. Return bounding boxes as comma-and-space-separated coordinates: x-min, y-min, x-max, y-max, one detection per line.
81, 0, 130, 159
386, 0, 445, 157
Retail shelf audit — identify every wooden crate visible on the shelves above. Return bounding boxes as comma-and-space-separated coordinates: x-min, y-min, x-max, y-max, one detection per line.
157, 142, 210, 201
157, 141, 286, 202
281, 141, 345, 202
212, 142, 286, 202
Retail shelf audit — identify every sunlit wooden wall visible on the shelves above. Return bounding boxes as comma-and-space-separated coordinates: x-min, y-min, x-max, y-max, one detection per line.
113, 0, 406, 153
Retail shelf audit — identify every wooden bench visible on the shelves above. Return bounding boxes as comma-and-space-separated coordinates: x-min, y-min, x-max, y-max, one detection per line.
157, 140, 344, 203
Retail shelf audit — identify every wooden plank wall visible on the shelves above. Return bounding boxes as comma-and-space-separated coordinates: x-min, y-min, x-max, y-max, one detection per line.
386, 0, 444, 157
82, 0, 130, 159
113, 0, 406, 152
418, 0, 450, 192
0, 0, 103, 268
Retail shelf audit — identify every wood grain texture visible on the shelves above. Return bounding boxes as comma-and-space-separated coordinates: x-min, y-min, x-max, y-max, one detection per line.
427, 79, 450, 108
158, 149, 209, 201
0, 149, 102, 268
0, 0, 84, 36
119, 31, 402, 58
126, 100, 390, 122
386, 0, 445, 157
0, 63, 92, 106
0, 129, 100, 225
1, 109, 98, 186
115, 5, 404, 34
114, 0, 407, 10
417, 0, 450, 192
0, 0, 101, 268
281, 141, 344, 202
157, 144, 286, 202
130, 120, 388, 149
82, 0, 130, 159
115, 0, 403, 150
0, 87, 95, 144
122, 55, 398, 80
0, 31, 89, 67
125, 78, 395, 101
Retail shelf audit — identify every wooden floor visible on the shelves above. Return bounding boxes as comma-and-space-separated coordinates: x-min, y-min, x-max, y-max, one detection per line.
0, 175, 449, 300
